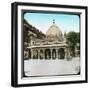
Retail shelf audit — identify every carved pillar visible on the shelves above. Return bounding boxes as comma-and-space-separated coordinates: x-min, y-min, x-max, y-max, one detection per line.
31, 49, 33, 59
43, 49, 45, 59
56, 49, 58, 59
38, 49, 40, 59
50, 48, 53, 60
64, 48, 67, 59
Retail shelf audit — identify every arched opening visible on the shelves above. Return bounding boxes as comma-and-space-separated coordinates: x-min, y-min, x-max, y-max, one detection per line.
33, 50, 38, 59
40, 49, 43, 59
24, 49, 29, 60
28, 49, 31, 59
45, 49, 51, 59
58, 48, 65, 59
52, 49, 56, 59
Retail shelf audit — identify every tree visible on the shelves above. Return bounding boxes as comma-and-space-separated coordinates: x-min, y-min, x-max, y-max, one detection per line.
76, 32, 80, 56
76, 32, 80, 43
66, 31, 79, 57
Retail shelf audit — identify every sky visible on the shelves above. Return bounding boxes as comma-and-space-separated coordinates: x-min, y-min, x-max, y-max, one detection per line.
24, 12, 80, 34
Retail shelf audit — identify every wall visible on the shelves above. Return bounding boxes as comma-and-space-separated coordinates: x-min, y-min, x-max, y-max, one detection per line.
0, 0, 89, 89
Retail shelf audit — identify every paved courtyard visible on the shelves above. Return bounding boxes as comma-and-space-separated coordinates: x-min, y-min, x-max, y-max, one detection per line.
24, 57, 80, 77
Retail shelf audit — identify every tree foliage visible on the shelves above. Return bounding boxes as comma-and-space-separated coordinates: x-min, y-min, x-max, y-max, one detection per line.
66, 31, 80, 57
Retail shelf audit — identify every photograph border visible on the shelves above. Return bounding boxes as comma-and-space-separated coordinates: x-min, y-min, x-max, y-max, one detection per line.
11, 2, 88, 87
22, 9, 81, 78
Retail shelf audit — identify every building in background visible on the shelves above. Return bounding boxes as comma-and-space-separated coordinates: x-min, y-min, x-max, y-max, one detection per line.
23, 19, 71, 60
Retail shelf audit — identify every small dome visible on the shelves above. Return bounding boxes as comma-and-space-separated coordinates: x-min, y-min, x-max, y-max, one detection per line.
46, 20, 63, 41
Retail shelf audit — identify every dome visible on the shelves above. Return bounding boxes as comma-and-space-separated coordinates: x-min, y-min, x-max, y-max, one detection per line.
46, 20, 63, 41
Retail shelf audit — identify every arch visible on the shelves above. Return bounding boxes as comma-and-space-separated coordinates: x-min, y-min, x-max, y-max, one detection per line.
33, 49, 38, 59
40, 49, 43, 59
28, 49, 31, 59
58, 48, 65, 59
45, 49, 51, 59
24, 49, 29, 59
52, 49, 56, 59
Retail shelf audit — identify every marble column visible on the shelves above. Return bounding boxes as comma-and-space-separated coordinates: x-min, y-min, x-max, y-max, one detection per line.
64, 48, 67, 59
31, 49, 33, 59
50, 48, 53, 60
43, 49, 45, 59
38, 49, 40, 59
56, 49, 58, 59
